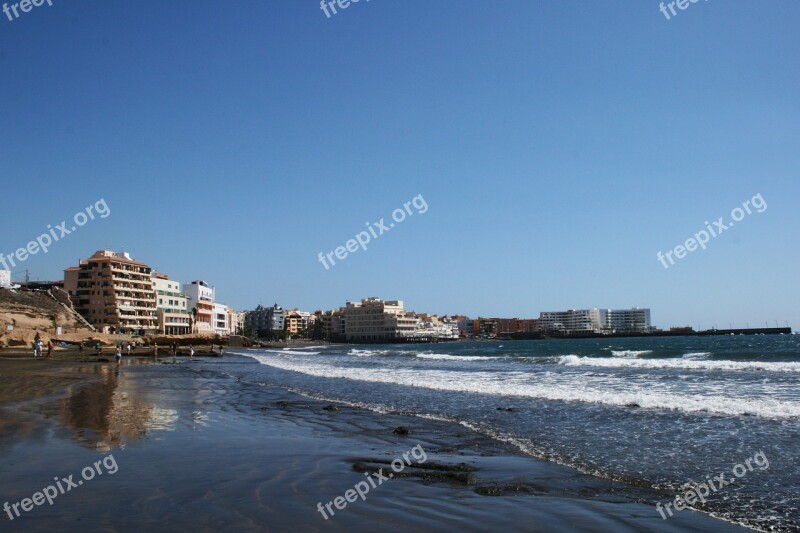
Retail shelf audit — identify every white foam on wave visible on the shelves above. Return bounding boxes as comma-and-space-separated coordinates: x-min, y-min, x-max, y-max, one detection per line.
558, 355, 800, 373
244, 353, 800, 419
265, 349, 321, 356
611, 350, 652, 358
348, 349, 381, 357
416, 353, 498, 361
682, 352, 711, 359
284, 345, 326, 351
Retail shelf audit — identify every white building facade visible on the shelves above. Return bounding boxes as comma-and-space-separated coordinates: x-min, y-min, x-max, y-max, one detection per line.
213, 303, 230, 336
605, 308, 652, 333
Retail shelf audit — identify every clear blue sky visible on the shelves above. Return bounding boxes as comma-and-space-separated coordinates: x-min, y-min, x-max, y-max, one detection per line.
1, 0, 798, 330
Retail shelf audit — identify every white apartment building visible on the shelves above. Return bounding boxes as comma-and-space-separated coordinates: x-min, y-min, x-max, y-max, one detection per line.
414, 314, 460, 339
538, 309, 607, 334
605, 308, 652, 333
538, 307, 653, 334
213, 303, 230, 336
184, 280, 215, 334
0, 269, 10, 289
153, 273, 191, 335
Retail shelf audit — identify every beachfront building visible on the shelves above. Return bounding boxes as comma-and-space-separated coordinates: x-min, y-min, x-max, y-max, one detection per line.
604, 308, 652, 333
63, 250, 158, 334
453, 315, 471, 337
284, 310, 313, 336
213, 303, 230, 336
342, 298, 418, 342
228, 309, 245, 335
317, 308, 345, 341
538, 309, 607, 334
183, 280, 215, 334
537, 308, 651, 334
414, 314, 460, 340
244, 304, 285, 336
153, 273, 191, 335
470, 318, 498, 337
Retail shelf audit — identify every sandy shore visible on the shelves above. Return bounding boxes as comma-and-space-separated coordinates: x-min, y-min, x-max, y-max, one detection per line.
0, 358, 751, 532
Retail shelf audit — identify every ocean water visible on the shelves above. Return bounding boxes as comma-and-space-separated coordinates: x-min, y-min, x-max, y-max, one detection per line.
225, 336, 800, 531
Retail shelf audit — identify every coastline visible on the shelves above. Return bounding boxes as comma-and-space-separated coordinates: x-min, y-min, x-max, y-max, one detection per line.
0, 357, 752, 531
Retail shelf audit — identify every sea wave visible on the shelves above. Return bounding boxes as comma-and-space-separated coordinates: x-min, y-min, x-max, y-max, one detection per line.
244, 354, 800, 419
682, 352, 711, 359
611, 350, 653, 358
558, 355, 800, 373
266, 349, 321, 356
416, 353, 499, 361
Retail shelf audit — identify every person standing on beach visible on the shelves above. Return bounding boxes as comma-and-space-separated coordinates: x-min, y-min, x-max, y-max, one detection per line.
189, 345, 194, 361
46, 339, 54, 359
78, 341, 84, 355
126, 343, 132, 357
115, 346, 122, 366
153, 343, 158, 362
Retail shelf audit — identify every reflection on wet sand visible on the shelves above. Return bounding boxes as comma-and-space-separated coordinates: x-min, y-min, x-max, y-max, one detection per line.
59, 365, 177, 452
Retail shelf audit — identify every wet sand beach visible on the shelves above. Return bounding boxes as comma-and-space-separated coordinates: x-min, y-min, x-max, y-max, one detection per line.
0, 357, 751, 532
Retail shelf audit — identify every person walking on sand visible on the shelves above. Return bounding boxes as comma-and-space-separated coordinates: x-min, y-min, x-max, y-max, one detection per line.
46, 339, 54, 360
126, 342, 132, 357
78, 341, 84, 355
115, 346, 122, 366
189, 345, 194, 361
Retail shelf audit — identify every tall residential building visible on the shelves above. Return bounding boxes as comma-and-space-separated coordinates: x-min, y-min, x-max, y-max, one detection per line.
153, 273, 191, 335
342, 298, 418, 342
538, 309, 606, 334
244, 304, 285, 335
63, 250, 158, 334
318, 308, 345, 341
605, 308, 652, 333
284, 310, 313, 336
184, 280, 215, 334
537, 308, 652, 334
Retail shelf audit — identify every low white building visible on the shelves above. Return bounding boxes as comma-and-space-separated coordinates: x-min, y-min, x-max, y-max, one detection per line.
413, 314, 459, 339
0, 270, 10, 289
